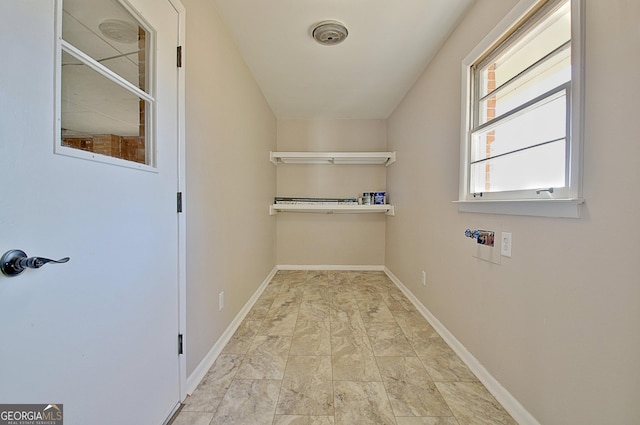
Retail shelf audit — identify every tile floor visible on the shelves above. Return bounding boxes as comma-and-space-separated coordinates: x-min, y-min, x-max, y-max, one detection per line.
171, 270, 517, 425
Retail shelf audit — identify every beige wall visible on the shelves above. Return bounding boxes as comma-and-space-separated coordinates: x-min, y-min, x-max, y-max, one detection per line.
182, 0, 277, 376
276, 119, 387, 266
386, 1, 640, 424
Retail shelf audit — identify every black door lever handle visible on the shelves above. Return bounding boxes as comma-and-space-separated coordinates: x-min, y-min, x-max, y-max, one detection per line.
1, 250, 70, 277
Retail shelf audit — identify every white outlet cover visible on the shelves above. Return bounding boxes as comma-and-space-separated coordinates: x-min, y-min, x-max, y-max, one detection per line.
501, 232, 512, 257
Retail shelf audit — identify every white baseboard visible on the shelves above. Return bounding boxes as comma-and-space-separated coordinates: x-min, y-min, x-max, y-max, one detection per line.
384, 267, 541, 425
277, 264, 385, 271
184, 266, 278, 395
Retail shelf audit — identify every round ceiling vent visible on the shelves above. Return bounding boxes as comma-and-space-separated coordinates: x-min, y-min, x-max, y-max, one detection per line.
98, 19, 138, 44
311, 20, 348, 46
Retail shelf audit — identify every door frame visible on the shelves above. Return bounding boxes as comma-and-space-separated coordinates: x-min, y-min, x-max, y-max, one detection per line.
170, 0, 188, 404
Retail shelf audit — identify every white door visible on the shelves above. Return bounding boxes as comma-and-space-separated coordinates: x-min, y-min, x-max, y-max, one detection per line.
0, 0, 183, 424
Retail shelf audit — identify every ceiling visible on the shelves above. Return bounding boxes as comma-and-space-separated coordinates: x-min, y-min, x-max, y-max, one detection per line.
211, 0, 475, 119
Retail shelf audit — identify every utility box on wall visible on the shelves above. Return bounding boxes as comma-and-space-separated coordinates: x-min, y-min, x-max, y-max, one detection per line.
465, 219, 502, 265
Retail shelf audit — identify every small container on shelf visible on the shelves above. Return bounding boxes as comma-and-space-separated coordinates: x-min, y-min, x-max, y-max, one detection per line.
374, 192, 386, 205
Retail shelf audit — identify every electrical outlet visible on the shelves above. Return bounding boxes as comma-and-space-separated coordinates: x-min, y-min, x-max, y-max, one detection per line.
219, 291, 224, 311
421, 270, 426, 286
501, 232, 512, 257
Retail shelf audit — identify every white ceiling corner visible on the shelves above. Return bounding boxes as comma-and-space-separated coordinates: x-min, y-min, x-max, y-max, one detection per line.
211, 0, 475, 119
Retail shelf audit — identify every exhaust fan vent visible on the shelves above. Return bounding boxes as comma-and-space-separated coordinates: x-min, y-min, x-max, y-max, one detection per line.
99, 19, 138, 44
311, 21, 348, 46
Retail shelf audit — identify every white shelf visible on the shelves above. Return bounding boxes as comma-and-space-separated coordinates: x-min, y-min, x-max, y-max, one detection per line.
270, 204, 395, 216
270, 151, 396, 166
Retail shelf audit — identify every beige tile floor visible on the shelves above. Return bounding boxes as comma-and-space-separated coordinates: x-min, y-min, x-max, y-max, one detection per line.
171, 270, 517, 425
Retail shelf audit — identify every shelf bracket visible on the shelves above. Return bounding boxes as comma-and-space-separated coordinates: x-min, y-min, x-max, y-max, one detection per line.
386, 152, 396, 166
269, 151, 279, 166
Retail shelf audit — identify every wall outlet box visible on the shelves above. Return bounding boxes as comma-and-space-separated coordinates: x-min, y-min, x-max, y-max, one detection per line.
421, 270, 426, 286
219, 291, 224, 311
470, 219, 502, 265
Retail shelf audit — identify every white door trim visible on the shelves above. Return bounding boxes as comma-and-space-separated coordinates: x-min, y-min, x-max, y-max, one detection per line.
169, 0, 188, 403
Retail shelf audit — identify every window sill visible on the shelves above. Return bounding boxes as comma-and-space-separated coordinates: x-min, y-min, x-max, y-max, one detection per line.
453, 198, 585, 218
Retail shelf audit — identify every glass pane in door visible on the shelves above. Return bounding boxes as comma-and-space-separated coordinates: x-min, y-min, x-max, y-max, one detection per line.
61, 51, 149, 164
62, 0, 148, 92
59, 0, 153, 166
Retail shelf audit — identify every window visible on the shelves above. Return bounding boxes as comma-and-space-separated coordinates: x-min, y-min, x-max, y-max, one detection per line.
458, 0, 584, 217
55, 0, 156, 169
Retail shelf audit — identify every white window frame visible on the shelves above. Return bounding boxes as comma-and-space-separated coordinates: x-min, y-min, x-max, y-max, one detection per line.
456, 0, 584, 218
54, 0, 158, 172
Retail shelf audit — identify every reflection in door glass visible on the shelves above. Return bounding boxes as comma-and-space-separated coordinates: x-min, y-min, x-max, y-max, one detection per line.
60, 0, 152, 165
62, 0, 148, 92
61, 52, 148, 164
